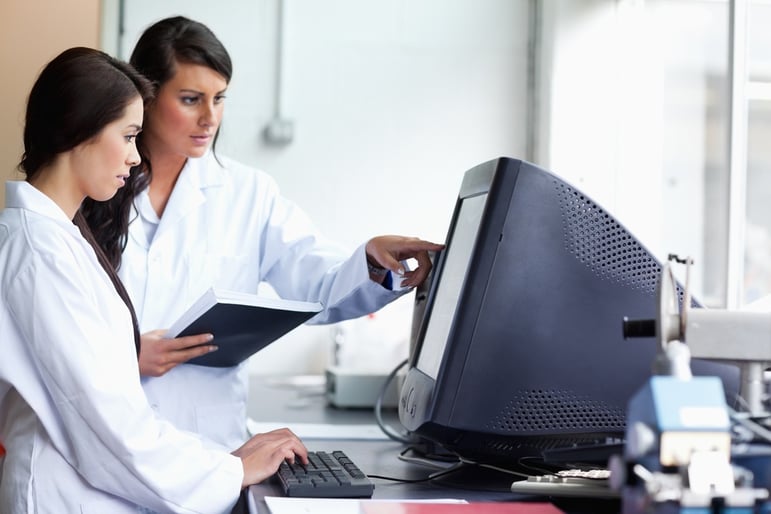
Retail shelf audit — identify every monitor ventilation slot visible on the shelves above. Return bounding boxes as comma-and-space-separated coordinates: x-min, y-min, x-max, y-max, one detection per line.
487, 389, 626, 434
554, 181, 660, 294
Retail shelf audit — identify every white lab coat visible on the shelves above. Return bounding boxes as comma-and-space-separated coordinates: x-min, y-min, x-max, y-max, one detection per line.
0, 182, 243, 514
120, 152, 407, 449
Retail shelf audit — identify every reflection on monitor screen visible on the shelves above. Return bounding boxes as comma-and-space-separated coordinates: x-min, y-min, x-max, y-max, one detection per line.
399, 157, 738, 466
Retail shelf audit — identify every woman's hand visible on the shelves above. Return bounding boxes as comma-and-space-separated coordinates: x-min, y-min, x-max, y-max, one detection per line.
365, 235, 444, 288
138, 329, 218, 377
232, 428, 308, 487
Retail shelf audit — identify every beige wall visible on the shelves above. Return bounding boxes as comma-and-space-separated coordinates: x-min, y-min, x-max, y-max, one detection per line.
0, 0, 101, 208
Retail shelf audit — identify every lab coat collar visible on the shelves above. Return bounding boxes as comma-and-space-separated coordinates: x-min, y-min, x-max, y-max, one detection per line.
191, 151, 227, 189
4, 181, 81, 235
140, 152, 223, 244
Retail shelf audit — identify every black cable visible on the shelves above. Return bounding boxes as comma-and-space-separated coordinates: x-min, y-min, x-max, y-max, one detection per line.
367, 459, 538, 495
374, 358, 414, 444
397, 446, 460, 469
367, 460, 468, 484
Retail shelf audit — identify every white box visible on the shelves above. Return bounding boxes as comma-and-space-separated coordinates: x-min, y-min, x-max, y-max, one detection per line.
325, 366, 403, 408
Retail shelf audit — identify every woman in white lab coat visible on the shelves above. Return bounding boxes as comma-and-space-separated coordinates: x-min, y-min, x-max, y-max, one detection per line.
81, 16, 444, 451
0, 47, 307, 514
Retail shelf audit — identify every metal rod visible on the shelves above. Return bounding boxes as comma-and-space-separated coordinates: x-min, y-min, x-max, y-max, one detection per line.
725, 0, 749, 309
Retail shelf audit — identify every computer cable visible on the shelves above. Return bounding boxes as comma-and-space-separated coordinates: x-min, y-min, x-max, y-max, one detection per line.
397, 446, 460, 470
458, 458, 532, 480
374, 358, 414, 444
371, 449, 549, 493
374, 359, 463, 468
367, 460, 467, 484
456, 456, 545, 480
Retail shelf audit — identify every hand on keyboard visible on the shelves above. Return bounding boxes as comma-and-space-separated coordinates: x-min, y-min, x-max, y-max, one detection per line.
274, 450, 375, 498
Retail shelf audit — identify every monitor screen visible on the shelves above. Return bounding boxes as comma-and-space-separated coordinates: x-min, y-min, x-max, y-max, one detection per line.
416, 193, 487, 381
399, 157, 739, 465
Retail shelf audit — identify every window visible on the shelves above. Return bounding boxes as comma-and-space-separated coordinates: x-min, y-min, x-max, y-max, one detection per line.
537, 0, 771, 308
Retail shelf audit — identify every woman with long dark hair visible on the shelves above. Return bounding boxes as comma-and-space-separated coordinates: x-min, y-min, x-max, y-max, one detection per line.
82, 16, 443, 450
0, 47, 306, 514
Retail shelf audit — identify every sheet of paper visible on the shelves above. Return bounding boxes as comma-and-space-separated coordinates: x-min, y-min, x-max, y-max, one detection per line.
263, 496, 467, 514
247, 419, 390, 440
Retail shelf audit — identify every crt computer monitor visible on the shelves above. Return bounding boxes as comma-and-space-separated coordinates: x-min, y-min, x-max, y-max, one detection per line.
398, 157, 739, 465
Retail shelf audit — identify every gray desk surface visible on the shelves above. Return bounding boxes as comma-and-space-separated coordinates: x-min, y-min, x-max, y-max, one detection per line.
245, 376, 619, 513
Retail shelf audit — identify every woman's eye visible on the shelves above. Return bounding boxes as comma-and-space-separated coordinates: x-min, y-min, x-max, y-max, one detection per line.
181, 96, 198, 105
125, 135, 137, 143
214, 95, 227, 104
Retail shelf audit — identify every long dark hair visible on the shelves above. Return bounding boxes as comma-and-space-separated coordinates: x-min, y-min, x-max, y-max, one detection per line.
20, 47, 153, 356
81, 16, 233, 269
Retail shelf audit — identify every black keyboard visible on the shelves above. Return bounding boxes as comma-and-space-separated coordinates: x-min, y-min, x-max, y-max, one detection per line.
274, 450, 375, 498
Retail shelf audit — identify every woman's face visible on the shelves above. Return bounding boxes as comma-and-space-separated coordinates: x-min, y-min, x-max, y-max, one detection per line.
143, 61, 228, 161
72, 96, 143, 202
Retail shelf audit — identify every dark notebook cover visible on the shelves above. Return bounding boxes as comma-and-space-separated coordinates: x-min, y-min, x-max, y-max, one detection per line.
166, 288, 323, 368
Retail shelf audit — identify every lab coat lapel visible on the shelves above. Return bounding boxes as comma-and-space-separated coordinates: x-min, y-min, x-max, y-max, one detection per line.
154, 160, 205, 242
127, 202, 149, 250
126, 154, 224, 249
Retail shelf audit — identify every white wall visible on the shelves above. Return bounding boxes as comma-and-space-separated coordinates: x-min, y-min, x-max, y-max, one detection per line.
0, 0, 101, 208
537, 0, 665, 257
536, 0, 730, 302
109, 0, 531, 374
